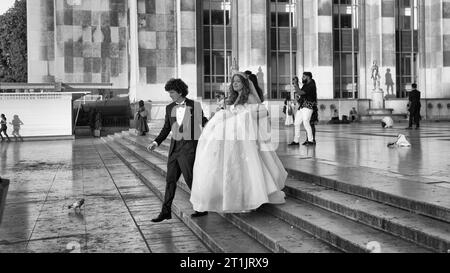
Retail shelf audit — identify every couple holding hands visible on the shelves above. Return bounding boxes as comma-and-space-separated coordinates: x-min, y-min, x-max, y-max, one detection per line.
147, 73, 287, 223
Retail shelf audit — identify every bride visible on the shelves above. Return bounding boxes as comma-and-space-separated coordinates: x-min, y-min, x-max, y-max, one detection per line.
190, 72, 287, 213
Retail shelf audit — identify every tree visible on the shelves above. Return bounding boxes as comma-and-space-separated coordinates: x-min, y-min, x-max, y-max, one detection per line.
0, 0, 27, 82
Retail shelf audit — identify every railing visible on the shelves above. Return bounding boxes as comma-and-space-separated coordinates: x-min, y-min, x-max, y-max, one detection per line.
101, 116, 130, 128
0, 93, 69, 100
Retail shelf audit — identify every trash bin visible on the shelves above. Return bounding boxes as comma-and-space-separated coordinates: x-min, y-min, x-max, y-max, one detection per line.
0, 177, 10, 224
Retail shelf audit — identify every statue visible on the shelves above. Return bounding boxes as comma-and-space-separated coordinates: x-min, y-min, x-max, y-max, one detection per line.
371, 60, 381, 90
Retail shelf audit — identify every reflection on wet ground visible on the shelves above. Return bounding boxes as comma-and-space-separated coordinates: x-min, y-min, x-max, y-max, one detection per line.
0, 139, 209, 253
1, 123, 449, 252
276, 123, 450, 187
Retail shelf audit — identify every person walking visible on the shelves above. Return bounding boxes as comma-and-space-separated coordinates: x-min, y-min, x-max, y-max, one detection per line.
147, 79, 208, 222
406, 83, 421, 130
289, 72, 317, 146
190, 72, 287, 213
0, 114, 11, 142
10, 115, 24, 142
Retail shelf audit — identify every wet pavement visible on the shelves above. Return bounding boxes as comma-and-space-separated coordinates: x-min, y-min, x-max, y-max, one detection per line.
277, 123, 450, 188
0, 139, 209, 253
0, 122, 449, 253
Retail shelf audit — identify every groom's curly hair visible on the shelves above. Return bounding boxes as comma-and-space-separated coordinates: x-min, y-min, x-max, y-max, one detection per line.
165, 79, 189, 97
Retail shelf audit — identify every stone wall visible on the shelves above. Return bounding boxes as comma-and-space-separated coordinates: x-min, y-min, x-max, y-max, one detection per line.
0, 93, 73, 137
27, 0, 56, 83
55, 0, 129, 87
136, 0, 176, 99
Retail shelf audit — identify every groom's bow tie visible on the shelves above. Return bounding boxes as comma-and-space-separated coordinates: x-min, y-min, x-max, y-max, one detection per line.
176, 101, 186, 106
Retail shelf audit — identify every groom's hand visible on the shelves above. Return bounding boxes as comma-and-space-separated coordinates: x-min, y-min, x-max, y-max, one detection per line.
147, 141, 158, 151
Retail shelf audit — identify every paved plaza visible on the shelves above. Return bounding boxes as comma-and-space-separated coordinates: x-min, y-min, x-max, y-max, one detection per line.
0, 140, 209, 253
279, 123, 450, 188
0, 123, 449, 253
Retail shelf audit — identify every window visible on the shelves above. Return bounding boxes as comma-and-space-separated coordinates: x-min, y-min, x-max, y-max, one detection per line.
333, 0, 359, 99
395, 0, 418, 98
270, 0, 297, 100
203, 0, 232, 100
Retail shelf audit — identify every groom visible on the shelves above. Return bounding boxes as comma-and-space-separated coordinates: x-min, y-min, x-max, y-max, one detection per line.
147, 79, 209, 223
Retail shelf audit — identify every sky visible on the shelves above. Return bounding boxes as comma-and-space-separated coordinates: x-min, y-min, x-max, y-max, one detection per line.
0, 0, 16, 15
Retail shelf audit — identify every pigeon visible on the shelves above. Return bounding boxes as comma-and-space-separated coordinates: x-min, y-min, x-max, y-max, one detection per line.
68, 199, 85, 210
366, 241, 382, 253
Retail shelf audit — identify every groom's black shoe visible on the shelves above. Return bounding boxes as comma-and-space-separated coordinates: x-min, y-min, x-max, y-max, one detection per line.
191, 211, 208, 218
151, 213, 172, 223
288, 142, 300, 146
302, 141, 315, 146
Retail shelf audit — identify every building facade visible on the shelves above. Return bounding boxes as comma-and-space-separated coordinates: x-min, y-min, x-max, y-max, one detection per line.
27, 0, 450, 118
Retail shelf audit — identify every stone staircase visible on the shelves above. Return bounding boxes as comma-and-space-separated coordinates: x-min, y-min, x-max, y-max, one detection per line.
101, 128, 450, 253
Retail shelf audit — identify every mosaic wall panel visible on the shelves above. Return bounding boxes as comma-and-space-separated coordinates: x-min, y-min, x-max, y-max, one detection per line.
381, 0, 395, 18
318, 0, 333, 67
54, 0, 129, 88
444, 1, 450, 66
28, 0, 56, 83
444, 1, 450, 19
137, 0, 176, 84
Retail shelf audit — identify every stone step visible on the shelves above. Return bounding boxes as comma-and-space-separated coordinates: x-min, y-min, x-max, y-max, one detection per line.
111, 133, 432, 253
108, 136, 341, 253
130, 130, 450, 225
102, 137, 271, 254
133, 132, 450, 252
282, 158, 450, 223
283, 179, 450, 253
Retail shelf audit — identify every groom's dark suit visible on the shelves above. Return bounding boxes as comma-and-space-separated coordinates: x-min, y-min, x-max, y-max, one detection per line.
154, 98, 208, 215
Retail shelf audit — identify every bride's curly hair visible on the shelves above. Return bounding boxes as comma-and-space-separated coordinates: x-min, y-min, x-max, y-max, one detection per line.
226, 74, 250, 106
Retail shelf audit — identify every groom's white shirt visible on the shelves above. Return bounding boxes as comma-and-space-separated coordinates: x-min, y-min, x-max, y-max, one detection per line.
152, 100, 187, 147
175, 100, 187, 126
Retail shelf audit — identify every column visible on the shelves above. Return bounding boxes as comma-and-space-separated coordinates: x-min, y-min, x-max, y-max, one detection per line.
298, 0, 333, 99
418, 0, 426, 95
27, 0, 56, 83
231, 0, 239, 73
317, 0, 333, 99
422, 0, 445, 98
135, 0, 176, 101
236, 0, 269, 96
176, 0, 198, 98
364, 0, 384, 108
128, 0, 139, 103
442, 0, 450, 97
381, 0, 396, 98
359, 0, 367, 99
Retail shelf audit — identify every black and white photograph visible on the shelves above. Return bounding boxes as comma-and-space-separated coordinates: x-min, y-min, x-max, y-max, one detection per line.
0, 0, 449, 266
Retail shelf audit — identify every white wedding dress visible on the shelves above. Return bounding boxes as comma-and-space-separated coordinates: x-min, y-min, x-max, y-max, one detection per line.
190, 104, 287, 213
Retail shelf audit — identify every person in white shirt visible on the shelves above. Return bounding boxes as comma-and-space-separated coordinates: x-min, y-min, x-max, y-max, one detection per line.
147, 79, 208, 223
381, 116, 394, 128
